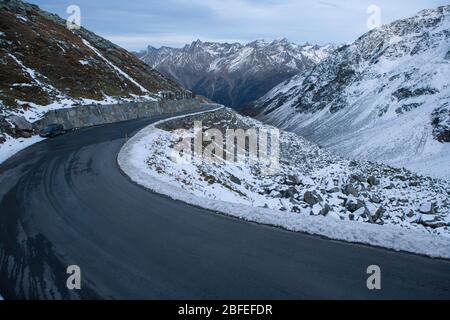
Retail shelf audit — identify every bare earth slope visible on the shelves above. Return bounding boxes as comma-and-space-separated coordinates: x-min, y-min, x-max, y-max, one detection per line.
0, 0, 186, 122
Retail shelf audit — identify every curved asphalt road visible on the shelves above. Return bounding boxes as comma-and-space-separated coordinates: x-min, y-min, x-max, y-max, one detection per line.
0, 106, 449, 300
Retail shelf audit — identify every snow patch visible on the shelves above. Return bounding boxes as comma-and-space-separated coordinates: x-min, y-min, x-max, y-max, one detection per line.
81, 39, 149, 94
0, 134, 44, 165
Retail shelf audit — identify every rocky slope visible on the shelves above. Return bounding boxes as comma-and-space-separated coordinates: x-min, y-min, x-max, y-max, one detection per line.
119, 108, 450, 257
0, 0, 189, 142
246, 6, 450, 179
136, 39, 337, 108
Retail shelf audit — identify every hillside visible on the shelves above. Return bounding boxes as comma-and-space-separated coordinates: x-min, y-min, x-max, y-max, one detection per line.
0, 0, 188, 142
246, 6, 450, 179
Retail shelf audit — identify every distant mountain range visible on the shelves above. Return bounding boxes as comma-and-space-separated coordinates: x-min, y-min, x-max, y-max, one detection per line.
245, 5, 450, 179
135, 39, 337, 108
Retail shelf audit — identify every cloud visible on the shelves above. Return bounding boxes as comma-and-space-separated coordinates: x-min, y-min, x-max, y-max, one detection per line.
29, 0, 450, 50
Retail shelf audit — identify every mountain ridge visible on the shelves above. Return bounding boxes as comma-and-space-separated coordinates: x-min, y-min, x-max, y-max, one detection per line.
136, 39, 338, 108
245, 5, 450, 179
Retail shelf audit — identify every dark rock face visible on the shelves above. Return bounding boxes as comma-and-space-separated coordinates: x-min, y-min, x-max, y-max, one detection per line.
10, 115, 32, 131
431, 103, 450, 143
392, 87, 439, 101
136, 39, 338, 108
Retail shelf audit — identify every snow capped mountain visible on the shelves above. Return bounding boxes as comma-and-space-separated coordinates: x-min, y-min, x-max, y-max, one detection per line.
247, 6, 450, 180
136, 39, 337, 108
0, 0, 186, 120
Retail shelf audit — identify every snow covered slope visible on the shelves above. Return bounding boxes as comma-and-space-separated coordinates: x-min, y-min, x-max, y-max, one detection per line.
136, 39, 337, 108
247, 6, 450, 179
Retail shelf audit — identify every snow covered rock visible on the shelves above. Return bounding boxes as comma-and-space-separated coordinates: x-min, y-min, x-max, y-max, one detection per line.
419, 203, 435, 214
9, 115, 32, 132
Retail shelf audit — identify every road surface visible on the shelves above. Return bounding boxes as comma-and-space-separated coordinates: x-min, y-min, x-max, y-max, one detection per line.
0, 106, 449, 299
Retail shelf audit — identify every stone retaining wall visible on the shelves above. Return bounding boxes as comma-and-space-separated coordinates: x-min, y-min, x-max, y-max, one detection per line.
33, 99, 202, 130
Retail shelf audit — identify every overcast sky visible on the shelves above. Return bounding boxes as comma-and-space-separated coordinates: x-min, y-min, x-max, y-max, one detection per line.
29, 0, 449, 50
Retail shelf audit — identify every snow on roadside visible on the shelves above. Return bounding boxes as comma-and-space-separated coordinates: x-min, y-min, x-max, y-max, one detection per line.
118, 109, 450, 259
0, 134, 44, 165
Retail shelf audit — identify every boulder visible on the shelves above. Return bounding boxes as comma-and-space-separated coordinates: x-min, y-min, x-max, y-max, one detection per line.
384, 183, 396, 190
320, 204, 331, 216
303, 191, 322, 207
270, 190, 282, 198
354, 206, 369, 218
419, 213, 447, 228
345, 198, 365, 213
287, 187, 298, 199
9, 115, 33, 132
327, 187, 340, 193
286, 175, 301, 185
282, 187, 298, 199
301, 176, 315, 186
373, 207, 386, 221
229, 175, 241, 185
367, 176, 380, 186
351, 174, 366, 183
310, 204, 322, 216
419, 203, 435, 214
343, 184, 359, 197
370, 195, 382, 204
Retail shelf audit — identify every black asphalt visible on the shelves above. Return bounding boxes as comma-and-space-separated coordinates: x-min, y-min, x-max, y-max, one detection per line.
0, 105, 449, 300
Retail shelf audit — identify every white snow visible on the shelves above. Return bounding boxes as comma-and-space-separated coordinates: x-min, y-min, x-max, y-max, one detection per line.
81, 39, 149, 94
16, 15, 28, 22
0, 134, 44, 165
119, 108, 450, 259
79, 59, 89, 65
7, 54, 61, 95
420, 203, 432, 213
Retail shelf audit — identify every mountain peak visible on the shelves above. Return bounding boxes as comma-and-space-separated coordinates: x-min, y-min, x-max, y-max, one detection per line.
247, 5, 450, 179
136, 39, 338, 108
